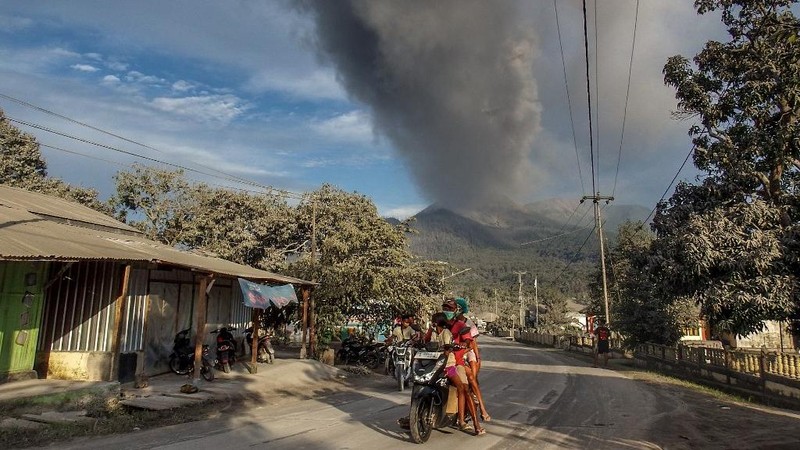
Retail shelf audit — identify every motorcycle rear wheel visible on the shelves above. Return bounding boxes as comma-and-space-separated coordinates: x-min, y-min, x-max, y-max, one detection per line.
409, 396, 434, 443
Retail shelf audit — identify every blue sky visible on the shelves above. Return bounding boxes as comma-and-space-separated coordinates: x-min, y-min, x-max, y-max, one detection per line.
0, 1, 726, 219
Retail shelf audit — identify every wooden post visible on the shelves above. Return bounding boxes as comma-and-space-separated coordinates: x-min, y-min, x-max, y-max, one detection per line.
109, 264, 131, 381
309, 294, 316, 359
250, 307, 260, 372
192, 275, 210, 383
300, 287, 309, 359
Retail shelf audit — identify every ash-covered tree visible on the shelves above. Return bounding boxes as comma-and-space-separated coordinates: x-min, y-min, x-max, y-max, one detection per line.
287, 184, 446, 347
656, 0, 800, 336
0, 109, 105, 210
110, 165, 299, 270
180, 184, 299, 271
110, 164, 193, 245
592, 221, 698, 347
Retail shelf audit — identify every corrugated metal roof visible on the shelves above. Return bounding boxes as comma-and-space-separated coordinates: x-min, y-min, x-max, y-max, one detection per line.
0, 185, 313, 286
0, 184, 141, 234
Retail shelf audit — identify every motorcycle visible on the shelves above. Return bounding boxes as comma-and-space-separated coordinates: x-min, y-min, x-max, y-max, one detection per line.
391, 340, 416, 392
168, 328, 215, 381
210, 327, 237, 373
407, 346, 459, 443
244, 326, 275, 364
337, 336, 380, 368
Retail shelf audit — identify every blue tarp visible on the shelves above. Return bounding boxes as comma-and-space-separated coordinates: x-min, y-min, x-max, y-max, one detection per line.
238, 278, 298, 309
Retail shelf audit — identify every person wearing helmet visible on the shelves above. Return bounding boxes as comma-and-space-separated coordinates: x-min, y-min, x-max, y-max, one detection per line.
442, 298, 486, 436
454, 297, 491, 423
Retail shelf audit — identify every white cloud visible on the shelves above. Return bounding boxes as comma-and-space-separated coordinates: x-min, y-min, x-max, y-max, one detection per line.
101, 75, 120, 84
70, 63, 99, 72
150, 94, 247, 123
381, 204, 426, 220
84, 52, 102, 61
172, 80, 194, 92
0, 14, 32, 31
107, 61, 128, 71
311, 110, 374, 143
126, 70, 165, 85
246, 69, 345, 100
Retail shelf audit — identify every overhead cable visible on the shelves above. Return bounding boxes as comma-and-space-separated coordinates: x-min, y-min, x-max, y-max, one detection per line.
8, 116, 305, 200
553, 0, 587, 196
582, 0, 597, 195
612, 0, 641, 197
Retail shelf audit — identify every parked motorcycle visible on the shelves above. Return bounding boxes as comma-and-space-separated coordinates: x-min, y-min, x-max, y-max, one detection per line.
244, 326, 275, 364
210, 327, 237, 373
337, 336, 380, 368
407, 347, 459, 443
168, 328, 214, 381
391, 340, 416, 392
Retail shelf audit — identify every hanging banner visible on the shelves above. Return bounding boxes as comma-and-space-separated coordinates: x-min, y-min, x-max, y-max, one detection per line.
238, 279, 298, 309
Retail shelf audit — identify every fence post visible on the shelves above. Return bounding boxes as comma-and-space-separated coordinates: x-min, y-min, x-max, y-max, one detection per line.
724, 349, 731, 384
759, 348, 767, 392
677, 344, 683, 363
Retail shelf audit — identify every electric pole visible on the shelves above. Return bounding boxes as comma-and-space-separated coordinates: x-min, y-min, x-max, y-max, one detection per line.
514, 271, 527, 329
534, 277, 539, 329
581, 193, 613, 326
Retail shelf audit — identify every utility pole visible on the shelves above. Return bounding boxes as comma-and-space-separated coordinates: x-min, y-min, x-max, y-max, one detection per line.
534, 277, 539, 329
493, 288, 498, 320
581, 193, 614, 326
514, 271, 527, 329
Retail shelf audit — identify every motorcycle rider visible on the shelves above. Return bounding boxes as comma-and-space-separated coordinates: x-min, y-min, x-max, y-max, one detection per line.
442, 299, 486, 436
385, 313, 421, 372
455, 297, 491, 422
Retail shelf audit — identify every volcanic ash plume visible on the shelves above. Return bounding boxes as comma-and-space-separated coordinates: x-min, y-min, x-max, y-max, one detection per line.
295, 0, 540, 210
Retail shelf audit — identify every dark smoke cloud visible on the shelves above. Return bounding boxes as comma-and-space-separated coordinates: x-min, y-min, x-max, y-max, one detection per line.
294, 0, 539, 210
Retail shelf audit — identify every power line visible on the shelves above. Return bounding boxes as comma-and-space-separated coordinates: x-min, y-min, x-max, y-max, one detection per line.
40, 143, 280, 196
640, 145, 696, 227
612, 0, 641, 197
1, 94, 306, 200
7, 116, 306, 200
0, 92, 163, 154
553, 0, 586, 196
581, 0, 597, 195
553, 224, 597, 284
593, 0, 601, 191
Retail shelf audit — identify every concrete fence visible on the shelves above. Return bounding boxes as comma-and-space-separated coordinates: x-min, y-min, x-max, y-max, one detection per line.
636, 342, 800, 403
511, 331, 800, 406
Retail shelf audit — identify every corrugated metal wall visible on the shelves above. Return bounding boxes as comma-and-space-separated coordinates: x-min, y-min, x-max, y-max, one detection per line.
120, 268, 148, 353
39, 261, 122, 352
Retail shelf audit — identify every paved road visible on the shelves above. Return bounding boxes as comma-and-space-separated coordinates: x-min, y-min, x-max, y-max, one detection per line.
44, 337, 800, 449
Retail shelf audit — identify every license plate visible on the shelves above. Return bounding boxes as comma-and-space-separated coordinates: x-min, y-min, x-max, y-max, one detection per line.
415, 351, 441, 359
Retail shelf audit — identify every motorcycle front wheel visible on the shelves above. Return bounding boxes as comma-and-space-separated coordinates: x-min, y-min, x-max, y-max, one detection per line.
409, 396, 434, 443
169, 355, 191, 375
201, 363, 214, 382
396, 365, 405, 392
363, 352, 379, 369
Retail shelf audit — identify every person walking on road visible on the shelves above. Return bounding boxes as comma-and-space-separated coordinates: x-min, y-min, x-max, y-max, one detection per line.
593, 323, 611, 368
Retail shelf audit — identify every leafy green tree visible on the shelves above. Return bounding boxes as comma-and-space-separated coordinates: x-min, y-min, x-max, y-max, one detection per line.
655, 0, 800, 335
0, 109, 105, 211
287, 184, 446, 347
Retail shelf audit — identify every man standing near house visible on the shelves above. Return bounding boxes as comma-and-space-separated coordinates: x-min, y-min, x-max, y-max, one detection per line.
593, 323, 611, 368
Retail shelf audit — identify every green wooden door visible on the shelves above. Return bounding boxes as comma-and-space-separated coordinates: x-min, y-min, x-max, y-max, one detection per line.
0, 261, 47, 377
